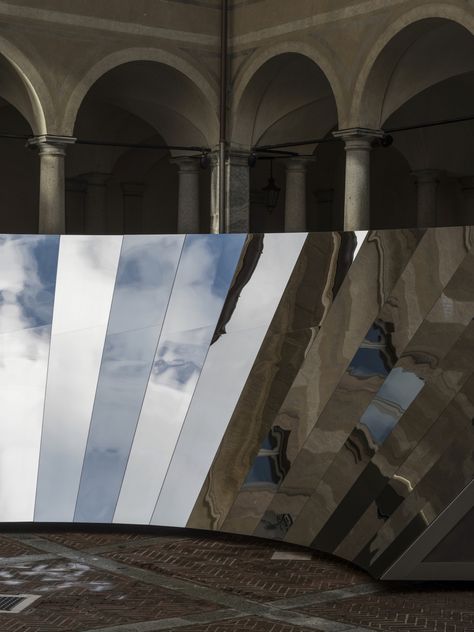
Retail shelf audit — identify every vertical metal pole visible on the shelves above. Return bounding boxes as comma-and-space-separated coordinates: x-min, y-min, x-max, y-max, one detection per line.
219, 0, 228, 233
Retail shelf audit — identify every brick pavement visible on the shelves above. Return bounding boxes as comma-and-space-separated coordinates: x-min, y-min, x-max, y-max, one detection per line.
0, 529, 468, 631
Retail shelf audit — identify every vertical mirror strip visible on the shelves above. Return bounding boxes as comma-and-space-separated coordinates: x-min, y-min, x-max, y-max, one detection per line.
74, 235, 185, 523
114, 234, 245, 524
151, 233, 308, 527
0, 235, 59, 521
35, 235, 123, 521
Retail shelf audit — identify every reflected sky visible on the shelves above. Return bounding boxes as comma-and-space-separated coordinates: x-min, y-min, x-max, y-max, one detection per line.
360, 367, 425, 445
0, 235, 59, 334
35, 236, 123, 522
74, 235, 185, 523
151, 233, 306, 528
114, 234, 244, 524
0, 234, 59, 521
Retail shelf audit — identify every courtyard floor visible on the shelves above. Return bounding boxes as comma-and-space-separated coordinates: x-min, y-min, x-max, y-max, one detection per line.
0, 528, 471, 632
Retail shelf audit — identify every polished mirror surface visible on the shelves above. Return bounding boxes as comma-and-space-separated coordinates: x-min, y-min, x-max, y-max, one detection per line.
0, 230, 471, 581
0, 235, 59, 521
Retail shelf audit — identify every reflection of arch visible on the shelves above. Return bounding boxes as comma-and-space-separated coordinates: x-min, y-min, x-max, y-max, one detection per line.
351, 5, 474, 128
0, 35, 50, 134
232, 41, 344, 145
61, 48, 219, 140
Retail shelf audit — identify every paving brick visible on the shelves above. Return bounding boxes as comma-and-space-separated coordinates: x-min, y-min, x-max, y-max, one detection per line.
178, 616, 321, 631
103, 535, 369, 602
302, 584, 474, 632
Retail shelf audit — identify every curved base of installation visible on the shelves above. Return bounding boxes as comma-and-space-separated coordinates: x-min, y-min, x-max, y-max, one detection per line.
1, 228, 473, 580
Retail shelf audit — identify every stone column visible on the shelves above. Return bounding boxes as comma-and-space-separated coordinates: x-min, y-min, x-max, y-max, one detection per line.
225, 152, 250, 233
65, 178, 86, 234
121, 182, 145, 234
28, 134, 76, 234
412, 169, 441, 227
284, 157, 313, 232
172, 157, 200, 233
460, 177, 474, 225
82, 172, 110, 234
210, 152, 220, 234
333, 128, 383, 231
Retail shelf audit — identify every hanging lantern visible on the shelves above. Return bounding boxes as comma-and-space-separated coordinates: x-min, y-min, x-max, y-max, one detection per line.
262, 159, 281, 212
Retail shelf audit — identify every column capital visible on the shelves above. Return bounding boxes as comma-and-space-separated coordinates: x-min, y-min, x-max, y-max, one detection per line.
285, 156, 315, 172
411, 169, 442, 184
170, 156, 201, 173
121, 182, 146, 197
226, 151, 251, 168
28, 134, 76, 156
333, 127, 384, 149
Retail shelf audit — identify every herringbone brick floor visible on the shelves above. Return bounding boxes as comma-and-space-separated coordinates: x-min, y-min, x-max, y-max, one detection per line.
103, 535, 369, 601
0, 529, 470, 631
303, 585, 474, 632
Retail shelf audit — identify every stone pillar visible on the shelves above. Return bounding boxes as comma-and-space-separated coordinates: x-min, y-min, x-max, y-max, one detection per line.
172, 157, 200, 233
121, 182, 145, 234
210, 152, 220, 234
65, 178, 86, 234
284, 157, 313, 232
460, 177, 474, 225
225, 152, 250, 233
82, 172, 110, 234
333, 128, 383, 231
412, 169, 441, 227
28, 134, 76, 234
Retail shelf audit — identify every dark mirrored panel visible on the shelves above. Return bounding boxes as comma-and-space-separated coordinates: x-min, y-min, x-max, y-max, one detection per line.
360, 368, 425, 446
35, 235, 123, 521
74, 235, 184, 523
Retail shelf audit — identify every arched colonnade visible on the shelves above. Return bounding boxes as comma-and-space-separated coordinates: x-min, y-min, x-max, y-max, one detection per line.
0, 4, 473, 235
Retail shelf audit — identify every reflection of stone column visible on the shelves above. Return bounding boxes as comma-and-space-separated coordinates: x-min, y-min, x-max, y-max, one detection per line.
285, 158, 312, 232
65, 178, 86, 234
333, 128, 383, 230
412, 169, 441, 227
210, 151, 220, 234
121, 182, 145, 234
82, 172, 110, 234
226, 152, 250, 232
172, 157, 200, 233
28, 134, 76, 234
460, 177, 474, 225
314, 188, 335, 230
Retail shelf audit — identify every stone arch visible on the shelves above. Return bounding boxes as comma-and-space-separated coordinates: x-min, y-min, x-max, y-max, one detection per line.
0, 35, 50, 134
351, 4, 474, 128
61, 47, 219, 143
231, 40, 344, 147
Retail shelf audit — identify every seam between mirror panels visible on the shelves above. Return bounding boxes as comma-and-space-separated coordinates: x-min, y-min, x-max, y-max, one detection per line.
147, 235, 253, 525
271, 231, 467, 540
71, 236, 125, 523
111, 236, 187, 524
33, 235, 61, 521
149, 233, 309, 526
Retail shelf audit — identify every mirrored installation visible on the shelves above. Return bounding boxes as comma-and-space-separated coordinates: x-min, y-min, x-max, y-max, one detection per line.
1, 228, 473, 580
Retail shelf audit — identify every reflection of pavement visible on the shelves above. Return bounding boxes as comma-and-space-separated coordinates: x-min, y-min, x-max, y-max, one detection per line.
0, 530, 470, 631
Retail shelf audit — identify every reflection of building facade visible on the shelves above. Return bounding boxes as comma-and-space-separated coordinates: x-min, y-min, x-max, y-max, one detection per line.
0, 1, 472, 234
2, 228, 474, 580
